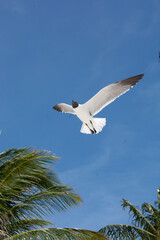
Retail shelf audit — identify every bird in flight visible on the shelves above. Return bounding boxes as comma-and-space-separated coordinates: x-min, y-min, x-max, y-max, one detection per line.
53, 74, 144, 134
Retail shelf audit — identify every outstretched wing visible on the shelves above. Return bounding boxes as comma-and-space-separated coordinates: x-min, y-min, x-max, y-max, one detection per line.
53, 103, 75, 114
83, 74, 144, 116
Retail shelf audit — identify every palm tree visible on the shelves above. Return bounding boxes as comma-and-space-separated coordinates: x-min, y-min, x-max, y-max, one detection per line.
0, 148, 105, 240
99, 193, 160, 240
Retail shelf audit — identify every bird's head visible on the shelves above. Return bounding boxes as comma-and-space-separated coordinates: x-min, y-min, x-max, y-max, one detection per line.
72, 100, 79, 108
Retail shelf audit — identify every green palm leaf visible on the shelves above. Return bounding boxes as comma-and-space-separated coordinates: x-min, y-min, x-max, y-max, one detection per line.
0, 148, 107, 239
121, 199, 157, 235
5, 228, 106, 240
99, 224, 157, 240
0, 148, 82, 238
4, 219, 53, 236
141, 203, 160, 232
99, 193, 160, 240
4, 185, 81, 220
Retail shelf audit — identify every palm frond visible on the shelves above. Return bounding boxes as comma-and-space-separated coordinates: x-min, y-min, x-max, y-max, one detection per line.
5, 227, 106, 240
5, 219, 53, 235
141, 203, 159, 231
99, 224, 157, 240
142, 203, 157, 216
121, 199, 157, 235
0, 229, 8, 239
0, 148, 59, 188
0, 148, 82, 237
5, 185, 82, 220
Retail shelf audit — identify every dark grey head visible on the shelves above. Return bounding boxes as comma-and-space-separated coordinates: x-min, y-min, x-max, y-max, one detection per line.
72, 100, 79, 108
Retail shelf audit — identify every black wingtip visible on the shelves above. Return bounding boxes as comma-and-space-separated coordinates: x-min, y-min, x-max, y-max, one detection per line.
53, 104, 62, 112
132, 73, 144, 84
135, 73, 144, 79
118, 74, 144, 86
131, 73, 144, 84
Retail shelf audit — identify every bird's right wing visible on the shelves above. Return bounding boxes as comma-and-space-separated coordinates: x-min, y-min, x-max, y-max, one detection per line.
83, 74, 144, 116
53, 103, 75, 114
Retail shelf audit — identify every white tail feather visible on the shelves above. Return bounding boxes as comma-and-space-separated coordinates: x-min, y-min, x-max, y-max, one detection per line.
80, 118, 106, 134
80, 123, 92, 134
94, 118, 106, 133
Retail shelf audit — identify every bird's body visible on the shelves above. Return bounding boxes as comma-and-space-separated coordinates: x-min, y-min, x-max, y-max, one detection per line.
73, 104, 106, 134
74, 104, 90, 123
53, 74, 144, 134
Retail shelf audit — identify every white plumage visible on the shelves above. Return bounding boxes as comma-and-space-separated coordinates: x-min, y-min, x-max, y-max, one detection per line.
53, 74, 144, 134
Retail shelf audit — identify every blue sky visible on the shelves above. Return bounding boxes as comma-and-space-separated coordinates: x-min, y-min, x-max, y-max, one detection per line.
0, 0, 160, 232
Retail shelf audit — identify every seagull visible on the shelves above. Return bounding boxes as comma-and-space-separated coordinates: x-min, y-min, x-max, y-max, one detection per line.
53, 74, 144, 134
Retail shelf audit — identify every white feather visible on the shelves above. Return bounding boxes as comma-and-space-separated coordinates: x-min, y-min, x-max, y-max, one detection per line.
80, 123, 92, 134
80, 118, 106, 134
93, 118, 106, 133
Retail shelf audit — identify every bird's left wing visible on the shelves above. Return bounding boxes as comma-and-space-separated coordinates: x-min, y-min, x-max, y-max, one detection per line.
53, 103, 75, 114
83, 74, 144, 116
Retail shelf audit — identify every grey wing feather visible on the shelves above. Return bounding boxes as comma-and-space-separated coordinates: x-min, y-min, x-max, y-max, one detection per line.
53, 103, 75, 114
83, 74, 144, 116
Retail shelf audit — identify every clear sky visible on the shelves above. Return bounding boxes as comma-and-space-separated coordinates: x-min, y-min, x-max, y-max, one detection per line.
0, 0, 160, 232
